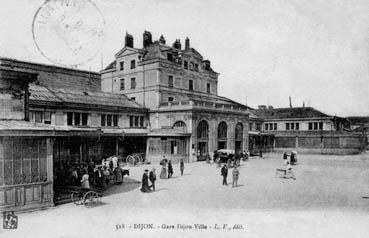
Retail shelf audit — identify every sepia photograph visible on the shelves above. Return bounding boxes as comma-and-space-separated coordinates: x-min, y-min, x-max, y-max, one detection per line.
0, 0, 368, 237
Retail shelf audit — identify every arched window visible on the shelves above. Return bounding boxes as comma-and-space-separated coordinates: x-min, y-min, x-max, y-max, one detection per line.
235, 123, 243, 140
173, 121, 186, 129
218, 122, 227, 140
197, 120, 209, 139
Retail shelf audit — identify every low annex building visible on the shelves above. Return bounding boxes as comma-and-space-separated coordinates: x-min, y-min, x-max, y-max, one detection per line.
253, 106, 366, 154
0, 57, 148, 211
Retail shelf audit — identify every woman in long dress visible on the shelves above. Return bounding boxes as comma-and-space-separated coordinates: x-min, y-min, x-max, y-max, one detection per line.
80, 170, 90, 189
160, 162, 167, 179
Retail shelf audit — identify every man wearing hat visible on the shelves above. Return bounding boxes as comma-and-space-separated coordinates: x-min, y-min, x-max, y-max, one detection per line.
141, 169, 152, 193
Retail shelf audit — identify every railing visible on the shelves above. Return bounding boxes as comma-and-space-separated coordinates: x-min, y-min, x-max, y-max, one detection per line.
159, 100, 248, 113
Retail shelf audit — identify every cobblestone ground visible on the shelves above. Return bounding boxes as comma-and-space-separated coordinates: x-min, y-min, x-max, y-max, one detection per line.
2, 152, 369, 238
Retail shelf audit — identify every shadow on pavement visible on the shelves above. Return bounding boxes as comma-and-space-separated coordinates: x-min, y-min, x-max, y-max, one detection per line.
103, 177, 141, 197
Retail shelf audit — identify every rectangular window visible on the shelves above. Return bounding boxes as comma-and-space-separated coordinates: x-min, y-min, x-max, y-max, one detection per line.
291, 123, 295, 130
130, 60, 135, 69
274, 123, 277, 130
194, 64, 199, 72
119, 61, 124, 71
184, 60, 188, 70
113, 115, 119, 127
314, 122, 318, 130
44, 111, 51, 124
131, 78, 136, 89
74, 113, 80, 125
67, 112, 73, 125
168, 97, 174, 102
107, 114, 112, 126
101, 114, 106, 126
249, 123, 253, 131
319, 122, 323, 130
189, 62, 194, 71
286, 123, 290, 130
256, 123, 261, 131
120, 78, 125, 90
140, 116, 144, 127
35, 111, 43, 123
189, 80, 193, 91
206, 83, 211, 93
131, 97, 135, 101
265, 124, 269, 130
168, 75, 173, 88
134, 116, 139, 127
296, 123, 299, 130
81, 113, 88, 126
129, 116, 134, 127
167, 53, 173, 61
308, 122, 313, 130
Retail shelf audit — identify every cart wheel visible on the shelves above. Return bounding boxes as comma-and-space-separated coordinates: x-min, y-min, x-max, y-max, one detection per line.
71, 191, 81, 205
83, 191, 97, 208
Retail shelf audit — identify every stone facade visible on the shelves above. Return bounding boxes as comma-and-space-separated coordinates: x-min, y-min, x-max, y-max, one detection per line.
101, 32, 250, 161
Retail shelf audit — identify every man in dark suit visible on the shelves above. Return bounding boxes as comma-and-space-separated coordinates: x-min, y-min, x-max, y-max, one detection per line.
141, 169, 151, 193
149, 168, 156, 191
221, 164, 228, 185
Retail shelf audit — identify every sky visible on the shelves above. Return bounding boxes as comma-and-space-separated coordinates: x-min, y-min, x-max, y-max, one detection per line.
0, 0, 368, 116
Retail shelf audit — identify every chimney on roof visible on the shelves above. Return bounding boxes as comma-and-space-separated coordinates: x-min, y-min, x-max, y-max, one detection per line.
185, 37, 190, 50
159, 35, 166, 44
172, 39, 182, 50
289, 96, 292, 108
303, 101, 305, 108
125, 32, 134, 48
258, 105, 267, 110
143, 31, 153, 48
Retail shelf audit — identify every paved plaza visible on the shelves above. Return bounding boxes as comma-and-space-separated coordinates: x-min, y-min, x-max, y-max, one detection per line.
2, 152, 369, 238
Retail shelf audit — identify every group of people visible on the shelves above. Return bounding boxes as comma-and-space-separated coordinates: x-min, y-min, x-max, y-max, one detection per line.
54, 156, 128, 190
221, 164, 240, 187
141, 158, 185, 193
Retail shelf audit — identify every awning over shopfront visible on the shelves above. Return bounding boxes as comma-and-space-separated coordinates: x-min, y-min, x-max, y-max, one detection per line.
0, 120, 101, 137
101, 128, 148, 136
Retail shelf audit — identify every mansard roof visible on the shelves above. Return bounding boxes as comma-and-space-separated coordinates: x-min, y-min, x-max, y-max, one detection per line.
103, 39, 217, 73
29, 84, 146, 111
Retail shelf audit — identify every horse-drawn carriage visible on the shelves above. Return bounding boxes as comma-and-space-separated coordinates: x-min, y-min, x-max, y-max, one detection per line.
216, 149, 235, 163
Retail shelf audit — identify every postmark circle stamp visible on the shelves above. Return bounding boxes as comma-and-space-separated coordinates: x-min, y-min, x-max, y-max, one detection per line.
32, 0, 106, 67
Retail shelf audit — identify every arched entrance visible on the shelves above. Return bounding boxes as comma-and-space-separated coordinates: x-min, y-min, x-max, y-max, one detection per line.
197, 120, 209, 160
235, 122, 243, 154
217, 121, 227, 149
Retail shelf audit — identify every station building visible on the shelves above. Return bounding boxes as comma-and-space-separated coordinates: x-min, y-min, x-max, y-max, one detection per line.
101, 31, 250, 162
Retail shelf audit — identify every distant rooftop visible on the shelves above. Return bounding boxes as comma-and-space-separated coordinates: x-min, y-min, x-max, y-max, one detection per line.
254, 107, 332, 120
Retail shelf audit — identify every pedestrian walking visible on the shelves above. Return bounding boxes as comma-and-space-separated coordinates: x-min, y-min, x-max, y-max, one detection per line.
160, 161, 167, 179
180, 159, 184, 176
221, 164, 228, 185
149, 168, 156, 191
114, 164, 124, 185
141, 169, 152, 193
283, 152, 289, 166
168, 160, 173, 178
232, 166, 240, 187
259, 150, 263, 159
